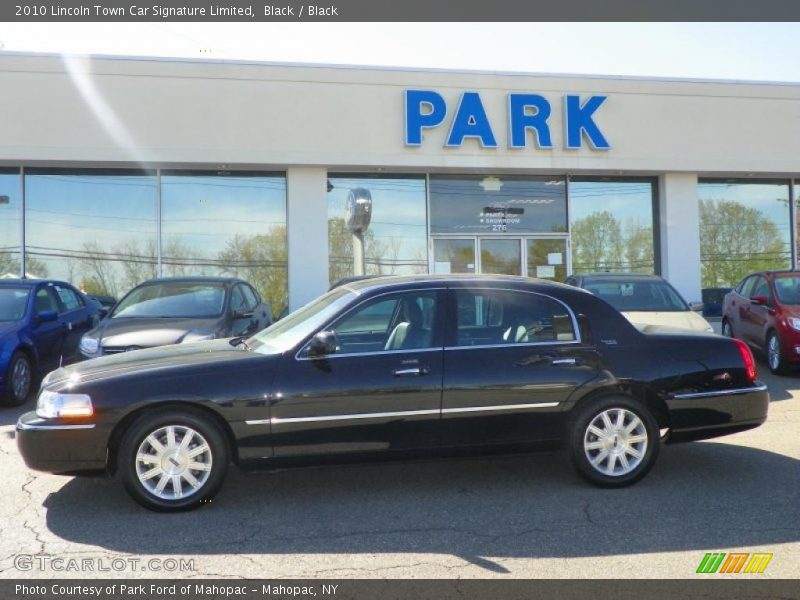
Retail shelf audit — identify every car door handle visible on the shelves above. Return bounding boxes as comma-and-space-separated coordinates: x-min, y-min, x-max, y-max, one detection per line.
393, 367, 429, 377
551, 357, 580, 366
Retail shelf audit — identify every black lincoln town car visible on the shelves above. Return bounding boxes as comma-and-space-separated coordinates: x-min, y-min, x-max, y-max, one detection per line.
17, 275, 769, 511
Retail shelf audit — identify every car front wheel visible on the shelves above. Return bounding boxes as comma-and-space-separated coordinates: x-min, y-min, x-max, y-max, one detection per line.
766, 331, 790, 375
118, 408, 229, 512
2, 351, 33, 407
568, 396, 659, 487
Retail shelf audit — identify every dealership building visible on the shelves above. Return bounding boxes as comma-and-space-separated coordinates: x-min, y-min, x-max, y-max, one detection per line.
1, 52, 799, 313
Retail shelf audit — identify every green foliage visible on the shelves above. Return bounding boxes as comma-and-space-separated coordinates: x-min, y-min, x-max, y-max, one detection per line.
700, 198, 789, 288
571, 211, 654, 274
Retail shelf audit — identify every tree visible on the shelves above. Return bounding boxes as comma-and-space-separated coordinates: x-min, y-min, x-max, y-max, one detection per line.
218, 226, 288, 316
570, 211, 625, 273
700, 199, 788, 288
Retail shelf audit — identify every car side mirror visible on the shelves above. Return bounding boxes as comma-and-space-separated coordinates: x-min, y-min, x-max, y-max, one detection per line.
98, 307, 110, 318
688, 301, 704, 312
750, 295, 768, 306
307, 331, 338, 357
233, 309, 254, 319
37, 310, 58, 323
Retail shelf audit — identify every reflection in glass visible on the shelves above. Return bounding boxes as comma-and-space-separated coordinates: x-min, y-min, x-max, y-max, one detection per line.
327, 175, 427, 284
569, 179, 655, 275
480, 239, 521, 275
699, 179, 791, 288
0, 170, 20, 278
161, 173, 287, 315
430, 175, 567, 235
24, 170, 157, 296
433, 239, 475, 274
527, 239, 567, 281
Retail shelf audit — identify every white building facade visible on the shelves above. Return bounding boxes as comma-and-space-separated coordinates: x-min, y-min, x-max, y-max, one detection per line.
1, 53, 799, 313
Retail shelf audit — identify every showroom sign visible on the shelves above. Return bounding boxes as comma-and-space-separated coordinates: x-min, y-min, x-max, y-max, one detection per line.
404, 89, 610, 150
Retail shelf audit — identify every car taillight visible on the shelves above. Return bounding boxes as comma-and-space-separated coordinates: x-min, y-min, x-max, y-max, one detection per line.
732, 338, 757, 382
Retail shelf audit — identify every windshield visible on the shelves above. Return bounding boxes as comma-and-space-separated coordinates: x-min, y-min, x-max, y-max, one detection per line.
773, 275, 800, 304
584, 278, 688, 312
112, 282, 226, 318
0, 288, 29, 321
250, 287, 355, 354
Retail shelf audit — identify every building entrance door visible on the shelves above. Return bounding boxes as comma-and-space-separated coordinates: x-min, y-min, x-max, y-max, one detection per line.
432, 236, 569, 280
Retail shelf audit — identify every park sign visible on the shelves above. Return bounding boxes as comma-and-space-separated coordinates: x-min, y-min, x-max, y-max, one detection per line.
404, 89, 610, 150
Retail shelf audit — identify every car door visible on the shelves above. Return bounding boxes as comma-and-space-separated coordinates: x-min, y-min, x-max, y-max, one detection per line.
29, 286, 67, 372
269, 288, 445, 457
243, 284, 272, 331
742, 276, 771, 349
730, 275, 755, 338
441, 287, 600, 447
51, 284, 94, 364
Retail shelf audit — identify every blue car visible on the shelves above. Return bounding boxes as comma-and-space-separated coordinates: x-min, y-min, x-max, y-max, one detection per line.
0, 280, 101, 406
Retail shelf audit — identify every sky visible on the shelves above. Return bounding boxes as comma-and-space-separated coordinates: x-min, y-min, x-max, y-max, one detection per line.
0, 23, 799, 82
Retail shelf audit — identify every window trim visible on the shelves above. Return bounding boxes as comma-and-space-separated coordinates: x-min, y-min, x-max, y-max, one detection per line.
445, 287, 582, 350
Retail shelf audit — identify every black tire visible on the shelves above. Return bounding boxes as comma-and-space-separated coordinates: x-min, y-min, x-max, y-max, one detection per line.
117, 408, 229, 512
721, 319, 734, 338
2, 351, 33, 407
568, 395, 659, 488
766, 331, 791, 375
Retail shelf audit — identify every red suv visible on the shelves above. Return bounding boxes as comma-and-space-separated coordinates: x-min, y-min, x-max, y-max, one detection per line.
721, 270, 800, 374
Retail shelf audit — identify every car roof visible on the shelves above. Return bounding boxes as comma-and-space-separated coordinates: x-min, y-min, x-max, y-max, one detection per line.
0, 278, 73, 288
578, 272, 664, 282
139, 276, 243, 285
340, 274, 579, 294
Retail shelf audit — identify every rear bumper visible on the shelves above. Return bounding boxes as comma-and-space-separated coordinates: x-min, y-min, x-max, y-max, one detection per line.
665, 382, 769, 443
16, 411, 111, 474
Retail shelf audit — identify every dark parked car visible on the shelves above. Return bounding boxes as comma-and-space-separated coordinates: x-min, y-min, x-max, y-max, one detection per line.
0, 279, 100, 406
77, 277, 272, 359
18, 275, 768, 511
722, 270, 800, 374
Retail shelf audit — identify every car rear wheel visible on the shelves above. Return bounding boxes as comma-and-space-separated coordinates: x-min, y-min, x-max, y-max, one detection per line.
568, 396, 659, 487
766, 331, 791, 375
118, 408, 229, 512
2, 351, 33, 407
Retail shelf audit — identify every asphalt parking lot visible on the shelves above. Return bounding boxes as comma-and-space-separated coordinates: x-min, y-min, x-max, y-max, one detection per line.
0, 355, 797, 579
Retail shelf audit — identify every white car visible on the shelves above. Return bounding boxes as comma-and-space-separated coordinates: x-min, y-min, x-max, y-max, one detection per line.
565, 273, 714, 333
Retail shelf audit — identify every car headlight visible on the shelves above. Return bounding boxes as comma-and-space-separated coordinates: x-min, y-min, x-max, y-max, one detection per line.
79, 335, 99, 355
36, 390, 93, 419
788, 317, 800, 332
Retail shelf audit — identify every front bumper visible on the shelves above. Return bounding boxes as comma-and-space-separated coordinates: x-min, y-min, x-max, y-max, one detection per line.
665, 382, 769, 443
16, 411, 111, 474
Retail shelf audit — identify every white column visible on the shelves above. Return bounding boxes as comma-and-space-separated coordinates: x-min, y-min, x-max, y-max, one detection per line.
287, 168, 329, 311
658, 173, 702, 304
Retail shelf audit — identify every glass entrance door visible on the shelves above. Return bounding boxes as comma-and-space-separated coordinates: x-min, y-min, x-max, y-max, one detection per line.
526, 238, 568, 281
479, 238, 522, 275
432, 236, 568, 279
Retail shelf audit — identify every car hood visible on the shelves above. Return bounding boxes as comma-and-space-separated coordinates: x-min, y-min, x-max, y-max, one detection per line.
45, 339, 272, 388
91, 317, 221, 349
622, 310, 714, 333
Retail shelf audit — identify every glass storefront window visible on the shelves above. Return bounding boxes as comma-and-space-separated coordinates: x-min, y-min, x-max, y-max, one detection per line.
24, 169, 157, 297
161, 172, 288, 316
430, 175, 567, 235
698, 179, 791, 288
327, 175, 427, 285
569, 178, 656, 275
0, 170, 20, 278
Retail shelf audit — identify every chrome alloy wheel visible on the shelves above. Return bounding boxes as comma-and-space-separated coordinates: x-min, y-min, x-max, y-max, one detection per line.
768, 335, 781, 371
135, 425, 212, 500
583, 408, 648, 477
11, 356, 31, 401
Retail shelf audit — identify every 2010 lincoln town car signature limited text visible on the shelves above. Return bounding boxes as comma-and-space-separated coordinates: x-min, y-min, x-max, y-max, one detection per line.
16, 275, 769, 512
